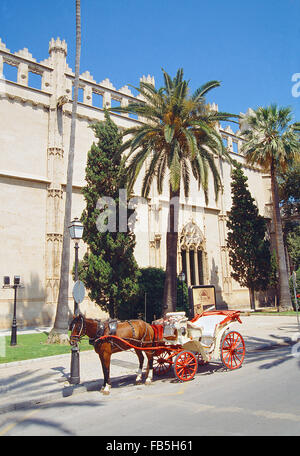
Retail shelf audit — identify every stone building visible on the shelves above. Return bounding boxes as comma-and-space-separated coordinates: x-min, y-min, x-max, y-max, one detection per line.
0, 37, 273, 329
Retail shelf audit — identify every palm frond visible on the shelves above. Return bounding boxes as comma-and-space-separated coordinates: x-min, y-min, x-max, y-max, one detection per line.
181, 128, 198, 159
174, 68, 184, 87
118, 68, 234, 203
241, 104, 300, 172
192, 80, 220, 102
154, 153, 167, 194
181, 157, 191, 198
142, 150, 164, 197
169, 143, 181, 192
161, 68, 173, 95
164, 124, 175, 143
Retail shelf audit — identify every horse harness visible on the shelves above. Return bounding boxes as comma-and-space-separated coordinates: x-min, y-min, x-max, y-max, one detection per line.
71, 314, 152, 350
91, 319, 151, 350
89, 319, 117, 346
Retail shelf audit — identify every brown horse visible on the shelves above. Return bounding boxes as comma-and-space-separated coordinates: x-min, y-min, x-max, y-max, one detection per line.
69, 314, 156, 394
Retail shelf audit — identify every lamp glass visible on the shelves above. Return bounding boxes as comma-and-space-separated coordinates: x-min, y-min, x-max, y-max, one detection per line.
179, 271, 185, 281
68, 218, 84, 241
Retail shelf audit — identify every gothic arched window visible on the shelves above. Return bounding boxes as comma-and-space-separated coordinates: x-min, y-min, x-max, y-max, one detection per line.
179, 221, 205, 286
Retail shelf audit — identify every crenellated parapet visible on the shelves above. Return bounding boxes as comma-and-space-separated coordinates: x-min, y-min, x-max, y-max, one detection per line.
0, 36, 246, 152
140, 74, 155, 86
0, 36, 155, 123
48, 37, 68, 56
0, 37, 53, 98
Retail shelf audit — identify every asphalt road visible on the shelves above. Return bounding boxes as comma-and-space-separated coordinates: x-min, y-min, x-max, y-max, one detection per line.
0, 344, 299, 437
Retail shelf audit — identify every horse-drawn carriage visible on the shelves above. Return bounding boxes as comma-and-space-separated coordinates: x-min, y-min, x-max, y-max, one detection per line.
70, 309, 245, 394
151, 309, 245, 381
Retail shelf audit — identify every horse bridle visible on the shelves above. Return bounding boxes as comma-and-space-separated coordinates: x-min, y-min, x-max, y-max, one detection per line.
70, 314, 86, 344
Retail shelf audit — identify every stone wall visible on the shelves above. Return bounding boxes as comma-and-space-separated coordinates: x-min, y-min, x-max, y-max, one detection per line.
0, 37, 273, 329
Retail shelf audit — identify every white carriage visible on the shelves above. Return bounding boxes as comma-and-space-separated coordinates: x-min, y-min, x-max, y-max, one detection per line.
152, 309, 245, 381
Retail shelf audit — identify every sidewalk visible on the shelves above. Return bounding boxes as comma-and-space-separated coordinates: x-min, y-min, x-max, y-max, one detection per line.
0, 315, 299, 414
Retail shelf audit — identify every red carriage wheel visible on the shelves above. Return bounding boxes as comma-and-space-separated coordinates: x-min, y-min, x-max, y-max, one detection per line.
173, 351, 198, 382
220, 331, 245, 370
153, 350, 172, 376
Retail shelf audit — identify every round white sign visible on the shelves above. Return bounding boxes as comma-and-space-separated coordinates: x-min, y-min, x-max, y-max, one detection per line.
72, 280, 85, 304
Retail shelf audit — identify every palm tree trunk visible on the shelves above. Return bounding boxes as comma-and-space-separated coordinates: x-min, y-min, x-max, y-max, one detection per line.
249, 287, 255, 311
48, 0, 81, 343
270, 160, 292, 310
163, 187, 180, 315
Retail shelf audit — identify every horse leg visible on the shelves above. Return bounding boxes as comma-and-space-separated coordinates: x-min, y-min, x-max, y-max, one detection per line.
98, 343, 112, 395
134, 349, 144, 384
144, 351, 154, 385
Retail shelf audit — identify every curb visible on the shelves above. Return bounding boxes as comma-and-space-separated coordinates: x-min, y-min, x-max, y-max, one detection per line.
0, 352, 73, 369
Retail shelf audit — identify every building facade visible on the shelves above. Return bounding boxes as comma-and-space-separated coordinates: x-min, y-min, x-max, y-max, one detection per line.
0, 37, 273, 329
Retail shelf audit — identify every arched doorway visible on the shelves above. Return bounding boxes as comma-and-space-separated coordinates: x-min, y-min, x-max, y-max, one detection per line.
179, 221, 206, 287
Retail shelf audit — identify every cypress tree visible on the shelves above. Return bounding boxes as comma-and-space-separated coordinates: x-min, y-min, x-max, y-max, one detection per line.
226, 162, 271, 310
79, 111, 140, 318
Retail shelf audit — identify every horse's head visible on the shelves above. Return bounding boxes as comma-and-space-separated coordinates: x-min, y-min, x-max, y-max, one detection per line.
69, 313, 86, 346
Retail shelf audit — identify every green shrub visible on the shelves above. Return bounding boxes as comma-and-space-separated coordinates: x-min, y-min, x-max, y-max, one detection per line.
289, 267, 300, 310
118, 267, 190, 322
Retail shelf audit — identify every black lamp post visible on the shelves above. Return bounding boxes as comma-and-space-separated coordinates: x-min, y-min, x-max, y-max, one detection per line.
68, 217, 84, 385
3, 276, 23, 346
178, 271, 185, 310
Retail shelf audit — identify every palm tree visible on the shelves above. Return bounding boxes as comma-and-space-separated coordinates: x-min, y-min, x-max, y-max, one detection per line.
110, 69, 237, 313
48, 0, 81, 343
240, 105, 300, 310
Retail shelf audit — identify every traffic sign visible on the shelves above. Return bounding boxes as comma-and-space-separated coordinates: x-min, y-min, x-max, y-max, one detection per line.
72, 280, 85, 304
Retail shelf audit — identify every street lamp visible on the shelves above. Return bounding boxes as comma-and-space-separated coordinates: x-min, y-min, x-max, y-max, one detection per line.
68, 217, 84, 385
178, 271, 185, 311
3, 275, 23, 346
68, 217, 84, 316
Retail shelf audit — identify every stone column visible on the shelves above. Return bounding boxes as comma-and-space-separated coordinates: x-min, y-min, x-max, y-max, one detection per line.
194, 248, 199, 285
103, 91, 111, 108
186, 249, 191, 286
45, 38, 68, 305
17, 62, 28, 86
218, 213, 231, 294
0, 55, 3, 77
83, 85, 92, 105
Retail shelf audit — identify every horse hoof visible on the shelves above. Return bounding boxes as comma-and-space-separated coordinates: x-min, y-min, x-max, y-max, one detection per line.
101, 385, 111, 395
145, 379, 152, 386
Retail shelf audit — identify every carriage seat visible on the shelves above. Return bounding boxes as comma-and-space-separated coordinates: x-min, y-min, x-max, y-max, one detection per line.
187, 310, 242, 339
187, 314, 227, 339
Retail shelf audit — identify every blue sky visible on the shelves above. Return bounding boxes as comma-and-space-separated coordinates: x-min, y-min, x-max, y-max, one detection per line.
1, 0, 300, 126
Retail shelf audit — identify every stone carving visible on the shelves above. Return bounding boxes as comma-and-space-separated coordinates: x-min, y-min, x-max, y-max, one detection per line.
180, 221, 204, 249
56, 95, 69, 107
